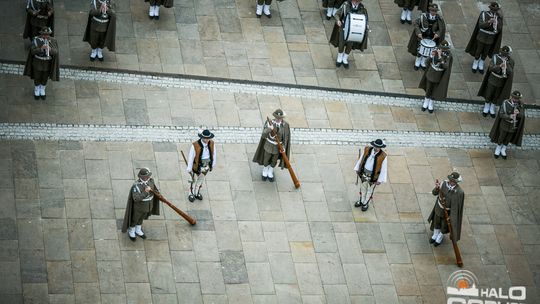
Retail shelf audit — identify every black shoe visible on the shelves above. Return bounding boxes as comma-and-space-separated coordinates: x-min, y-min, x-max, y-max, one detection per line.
501, 154, 507, 160
268, 177, 274, 182
40, 95, 46, 100
482, 112, 488, 117
34, 94, 39, 100
494, 154, 500, 159
256, 13, 261, 18
326, 16, 331, 20
428, 109, 434, 114
154, 15, 160, 20
265, 13, 271, 18
196, 193, 203, 200
479, 69, 484, 75
429, 238, 435, 244
98, 56, 104, 62
490, 113, 496, 118
406, 20, 412, 24
137, 232, 147, 239
421, 66, 427, 70
149, 14, 153, 19
361, 202, 369, 212
129, 235, 136, 242
336, 61, 342, 67
413, 65, 419, 71
472, 68, 477, 73
421, 106, 427, 112
354, 200, 362, 208
434, 240, 442, 247
188, 194, 195, 202
262, 175, 267, 181
90, 55, 96, 62
343, 63, 349, 69
400, 19, 405, 24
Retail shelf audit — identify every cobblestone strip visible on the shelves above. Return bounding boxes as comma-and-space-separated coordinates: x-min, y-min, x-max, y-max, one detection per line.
1, 123, 539, 150
2, 62, 538, 118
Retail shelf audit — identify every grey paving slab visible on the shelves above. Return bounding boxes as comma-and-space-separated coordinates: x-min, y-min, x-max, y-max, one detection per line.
46, 261, 74, 294
197, 261, 226, 295
97, 260, 125, 293
220, 251, 249, 284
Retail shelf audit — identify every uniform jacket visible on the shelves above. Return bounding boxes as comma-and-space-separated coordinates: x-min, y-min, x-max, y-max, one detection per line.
121, 178, 160, 232
83, 0, 117, 51
428, 180, 464, 241
477, 54, 514, 105
23, 0, 55, 39
23, 36, 60, 81
252, 120, 291, 169
329, 0, 369, 52
407, 13, 446, 56
419, 51, 453, 100
489, 99, 526, 146
465, 10, 503, 58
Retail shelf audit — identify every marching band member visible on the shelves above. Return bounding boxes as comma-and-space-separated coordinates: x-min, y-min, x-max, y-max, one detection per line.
23, 27, 59, 100
418, 40, 452, 113
407, 3, 445, 70
489, 91, 526, 160
477, 45, 514, 117
329, 0, 369, 69
394, 0, 431, 24
323, 0, 345, 20
83, 0, 116, 62
465, 2, 503, 74
186, 129, 217, 202
23, 0, 54, 41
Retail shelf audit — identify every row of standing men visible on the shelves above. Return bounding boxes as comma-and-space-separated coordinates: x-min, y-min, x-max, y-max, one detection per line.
22, 0, 174, 99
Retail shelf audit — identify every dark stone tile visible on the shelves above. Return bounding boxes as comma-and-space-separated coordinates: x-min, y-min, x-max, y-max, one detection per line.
220, 251, 248, 284
20, 249, 47, 283
40, 188, 66, 219
12, 151, 37, 179
0, 218, 18, 240
0, 240, 19, 261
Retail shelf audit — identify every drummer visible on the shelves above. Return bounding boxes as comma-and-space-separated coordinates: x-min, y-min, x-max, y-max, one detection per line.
329, 0, 369, 69
407, 3, 446, 70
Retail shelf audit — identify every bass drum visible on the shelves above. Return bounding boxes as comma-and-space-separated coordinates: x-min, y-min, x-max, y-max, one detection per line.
343, 13, 366, 43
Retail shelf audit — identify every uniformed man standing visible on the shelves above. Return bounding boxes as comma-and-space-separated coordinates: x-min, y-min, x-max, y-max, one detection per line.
329, 0, 369, 69
83, 0, 116, 61
353, 139, 387, 211
477, 45, 514, 118
428, 172, 464, 247
418, 40, 452, 113
465, 2, 503, 74
186, 129, 217, 202
23, 0, 54, 41
122, 168, 160, 242
145, 0, 173, 20
489, 90, 526, 159
407, 3, 446, 70
23, 27, 59, 100
252, 109, 291, 182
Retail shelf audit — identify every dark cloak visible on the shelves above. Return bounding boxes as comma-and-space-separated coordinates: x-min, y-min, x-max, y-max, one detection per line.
465, 12, 503, 59
83, 11, 117, 51
419, 53, 453, 100
428, 181, 464, 242
329, 1, 369, 52
477, 57, 514, 105
489, 104, 526, 147
23, 37, 60, 82
407, 14, 446, 56
121, 182, 160, 233
252, 121, 291, 169
23, 0, 55, 39
144, 0, 174, 8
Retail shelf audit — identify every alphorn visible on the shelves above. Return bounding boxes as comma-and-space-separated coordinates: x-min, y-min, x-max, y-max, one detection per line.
266, 117, 300, 188
436, 179, 463, 267
150, 189, 196, 225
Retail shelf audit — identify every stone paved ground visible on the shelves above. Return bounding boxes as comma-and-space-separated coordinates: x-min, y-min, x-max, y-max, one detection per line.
1, 0, 540, 303
0, 0, 539, 105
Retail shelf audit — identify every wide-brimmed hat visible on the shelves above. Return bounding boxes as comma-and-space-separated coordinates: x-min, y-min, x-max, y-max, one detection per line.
198, 129, 215, 139
447, 171, 462, 183
370, 139, 386, 148
511, 90, 522, 99
500, 45, 512, 56
39, 27, 53, 35
439, 40, 451, 50
138, 167, 152, 178
272, 109, 286, 119
489, 2, 500, 10
429, 4, 439, 12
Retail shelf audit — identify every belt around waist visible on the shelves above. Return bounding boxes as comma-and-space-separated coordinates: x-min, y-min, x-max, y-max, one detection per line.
491, 72, 506, 79
437, 200, 450, 211
479, 29, 497, 35
142, 195, 154, 202
34, 55, 51, 60
430, 64, 444, 71
266, 138, 281, 145
92, 16, 110, 23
